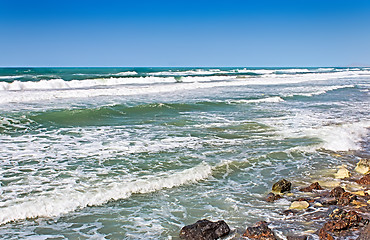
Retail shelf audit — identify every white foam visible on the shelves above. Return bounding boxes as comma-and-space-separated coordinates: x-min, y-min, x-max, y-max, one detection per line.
0, 162, 212, 225
115, 71, 137, 76
286, 85, 355, 97
229, 96, 284, 104
148, 69, 226, 76
0, 76, 23, 80
306, 121, 370, 151
0, 70, 365, 104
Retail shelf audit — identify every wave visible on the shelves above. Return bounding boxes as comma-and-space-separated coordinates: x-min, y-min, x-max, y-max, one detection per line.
229, 96, 284, 104
0, 76, 23, 80
0, 163, 212, 225
148, 69, 227, 76
0, 71, 365, 104
286, 85, 355, 97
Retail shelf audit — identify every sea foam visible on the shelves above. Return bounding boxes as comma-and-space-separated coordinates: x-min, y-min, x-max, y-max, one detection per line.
0, 163, 212, 225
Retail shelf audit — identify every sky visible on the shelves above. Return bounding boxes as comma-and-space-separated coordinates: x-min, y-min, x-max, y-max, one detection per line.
0, 0, 370, 67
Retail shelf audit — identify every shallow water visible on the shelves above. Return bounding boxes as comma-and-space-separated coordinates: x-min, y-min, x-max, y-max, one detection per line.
0, 67, 369, 239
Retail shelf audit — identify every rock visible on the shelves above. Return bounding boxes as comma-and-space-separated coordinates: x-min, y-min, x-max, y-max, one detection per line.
355, 159, 370, 175
352, 190, 366, 196
290, 201, 309, 210
272, 179, 291, 193
335, 167, 350, 179
330, 186, 345, 198
337, 192, 357, 206
299, 182, 324, 192
315, 197, 337, 206
286, 236, 307, 240
266, 192, 282, 202
356, 174, 370, 185
357, 223, 370, 240
179, 219, 230, 240
318, 228, 334, 240
242, 221, 277, 240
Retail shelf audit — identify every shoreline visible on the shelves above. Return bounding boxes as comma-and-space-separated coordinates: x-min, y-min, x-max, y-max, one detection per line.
180, 149, 370, 239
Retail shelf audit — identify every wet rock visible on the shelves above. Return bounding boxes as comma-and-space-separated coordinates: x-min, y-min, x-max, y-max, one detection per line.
315, 197, 337, 206
242, 221, 277, 240
335, 167, 350, 179
337, 192, 357, 206
355, 159, 370, 175
290, 201, 309, 210
357, 223, 370, 240
356, 174, 370, 185
318, 228, 334, 240
319, 208, 366, 239
330, 187, 345, 198
286, 236, 307, 240
299, 182, 324, 192
266, 192, 282, 202
179, 219, 230, 240
272, 179, 291, 193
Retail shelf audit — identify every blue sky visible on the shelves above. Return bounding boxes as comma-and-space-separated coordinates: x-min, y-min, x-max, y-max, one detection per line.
1, 0, 369, 67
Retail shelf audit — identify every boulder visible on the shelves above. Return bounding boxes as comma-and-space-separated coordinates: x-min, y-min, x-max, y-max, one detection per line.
330, 187, 345, 198
286, 236, 307, 240
289, 201, 309, 210
242, 221, 277, 240
357, 223, 370, 240
335, 167, 350, 179
179, 219, 230, 240
356, 174, 370, 185
272, 179, 291, 193
355, 159, 370, 175
299, 182, 324, 192
266, 192, 282, 202
315, 197, 337, 206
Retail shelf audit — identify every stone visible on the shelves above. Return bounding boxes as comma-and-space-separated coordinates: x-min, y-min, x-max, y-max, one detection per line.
352, 190, 366, 196
179, 219, 230, 240
299, 182, 324, 192
266, 192, 282, 202
286, 236, 307, 240
355, 159, 370, 175
357, 223, 370, 240
335, 167, 350, 179
318, 228, 334, 240
272, 179, 291, 193
356, 174, 370, 185
242, 221, 277, 240
315, 197, 337, 206
289, 201, 309, 210
330, 187, 345, 198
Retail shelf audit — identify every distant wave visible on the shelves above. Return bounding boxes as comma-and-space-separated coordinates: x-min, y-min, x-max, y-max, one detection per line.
229, 96, 284, 104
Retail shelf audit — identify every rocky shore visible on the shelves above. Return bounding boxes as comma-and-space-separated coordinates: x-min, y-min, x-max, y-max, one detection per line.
179, 158, 370, 239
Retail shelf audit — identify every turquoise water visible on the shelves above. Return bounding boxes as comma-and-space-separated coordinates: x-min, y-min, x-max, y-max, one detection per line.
0, 67, 369, 239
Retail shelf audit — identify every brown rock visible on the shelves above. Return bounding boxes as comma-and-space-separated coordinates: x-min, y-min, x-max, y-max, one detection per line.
242, 221, 277, 240
356, 174, 370, 185
318, 227, 334, 240
330, 187, 345, 198
266, 192, 282, 202
316, 197, 337, 206
272, 179, 291, 193
179, 219, 230, 240
299, 182, 324, 192
286, 236, 307, 240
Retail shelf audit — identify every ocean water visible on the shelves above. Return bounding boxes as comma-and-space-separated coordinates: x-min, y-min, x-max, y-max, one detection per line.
0, 67, 369, 239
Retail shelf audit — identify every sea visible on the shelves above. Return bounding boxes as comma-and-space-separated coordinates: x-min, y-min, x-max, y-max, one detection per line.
0, 67, 369, 239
